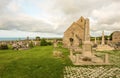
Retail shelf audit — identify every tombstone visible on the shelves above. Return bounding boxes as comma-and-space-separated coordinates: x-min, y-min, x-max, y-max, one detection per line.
94, 37, 97, 44
54, 42, 57, 48
105, 54, 109, 63
107, 37, 110, 44
101, 31, 105, 45
26, 43, 29, 48
53, 40, 58, 48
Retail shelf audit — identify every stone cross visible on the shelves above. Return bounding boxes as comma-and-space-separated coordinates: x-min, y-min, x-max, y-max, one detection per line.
82, 18, 93, 57
101, 31, 105, 45
84, 18, 90, 41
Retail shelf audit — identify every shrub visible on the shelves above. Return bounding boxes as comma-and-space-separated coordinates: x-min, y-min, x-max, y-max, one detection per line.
47, 42, 52, 45
0, 44, 9, 50
40, 39, 48, 46
40, 39, 52, 46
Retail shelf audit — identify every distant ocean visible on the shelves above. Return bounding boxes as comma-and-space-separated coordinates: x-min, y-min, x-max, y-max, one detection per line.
0, 37, 33, 41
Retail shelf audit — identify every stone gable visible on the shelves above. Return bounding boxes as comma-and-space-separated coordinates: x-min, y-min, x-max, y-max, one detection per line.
63, 16, 88, 47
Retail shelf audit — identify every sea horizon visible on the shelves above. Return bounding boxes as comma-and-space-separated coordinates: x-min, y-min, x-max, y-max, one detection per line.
0, 37, 28, 41
0, 37, 63, 41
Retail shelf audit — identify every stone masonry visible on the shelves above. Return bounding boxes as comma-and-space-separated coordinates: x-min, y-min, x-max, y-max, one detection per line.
63, 16, 86, 48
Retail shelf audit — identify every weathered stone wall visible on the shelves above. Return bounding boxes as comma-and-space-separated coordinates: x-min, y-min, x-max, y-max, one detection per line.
112, 31, 120, 43
63, 16, 87, 47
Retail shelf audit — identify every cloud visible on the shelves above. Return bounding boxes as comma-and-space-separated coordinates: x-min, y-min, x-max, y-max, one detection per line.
0, 15, 55, 33
0, 0, 120, 37
91, 1, 120, 33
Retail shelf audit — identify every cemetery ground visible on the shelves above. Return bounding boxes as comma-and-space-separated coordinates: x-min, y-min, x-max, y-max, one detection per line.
0, 46, 72, 78
0, 45, 120, 78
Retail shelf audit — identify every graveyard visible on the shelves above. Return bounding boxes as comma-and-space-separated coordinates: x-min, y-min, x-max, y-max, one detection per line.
0, 16, 120, 78
0, 0, 120, 77
0, 42, 120, 78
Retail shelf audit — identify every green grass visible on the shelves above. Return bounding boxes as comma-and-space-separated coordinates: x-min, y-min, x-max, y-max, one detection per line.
0, 45, 120, 78
0, 46, 72, 78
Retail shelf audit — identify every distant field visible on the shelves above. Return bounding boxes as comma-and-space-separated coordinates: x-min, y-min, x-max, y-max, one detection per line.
0, 46, 120, 78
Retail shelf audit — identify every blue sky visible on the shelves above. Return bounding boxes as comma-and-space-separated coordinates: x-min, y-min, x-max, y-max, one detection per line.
0, 0, 120, 38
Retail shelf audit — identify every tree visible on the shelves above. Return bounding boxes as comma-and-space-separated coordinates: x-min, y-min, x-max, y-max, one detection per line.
36, 36, 40, 41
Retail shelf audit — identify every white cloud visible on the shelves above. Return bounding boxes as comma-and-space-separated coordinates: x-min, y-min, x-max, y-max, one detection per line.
0, 0, 120, 37
91, 1, 120, 33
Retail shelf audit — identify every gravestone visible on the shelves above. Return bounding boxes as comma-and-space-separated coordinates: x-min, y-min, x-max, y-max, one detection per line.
53, 40, 58, 48
105, 54, 109, 63
96, 31, 114, 51
101, 31, 105, 45
95, 37, 97, 44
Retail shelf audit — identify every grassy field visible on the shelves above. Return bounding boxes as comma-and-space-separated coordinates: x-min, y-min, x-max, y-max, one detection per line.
0, 45, 120, 78
0, 46, 72, 78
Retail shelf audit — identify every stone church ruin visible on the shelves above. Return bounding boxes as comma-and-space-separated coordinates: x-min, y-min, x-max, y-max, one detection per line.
63, 16, 86, 48
64, 16, 110, 65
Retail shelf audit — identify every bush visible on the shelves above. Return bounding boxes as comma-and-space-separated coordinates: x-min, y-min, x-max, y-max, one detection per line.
40, 39, 48, 46
0, 44, 9, 50
47, 42, 52, 45
40, 39, 52, 46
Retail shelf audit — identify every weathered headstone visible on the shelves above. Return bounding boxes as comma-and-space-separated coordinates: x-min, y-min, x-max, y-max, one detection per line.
94, 37, 97, 44
101, 31, 105, 45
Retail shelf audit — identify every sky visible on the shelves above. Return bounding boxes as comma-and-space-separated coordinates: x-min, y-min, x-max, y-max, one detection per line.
0, 0, 120, 38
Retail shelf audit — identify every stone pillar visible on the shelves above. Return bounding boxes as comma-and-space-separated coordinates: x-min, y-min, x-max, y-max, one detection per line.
84, 18, 90, 41
101, 31, 105, 45
53, 40, 58, 48
107, 37, 110, 44
82, 18, 93, 57
95, 37, 97, 44
105, 54, 109, 63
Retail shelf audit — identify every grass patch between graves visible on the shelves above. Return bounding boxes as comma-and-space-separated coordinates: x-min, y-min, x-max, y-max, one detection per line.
0, 46, 72, 78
